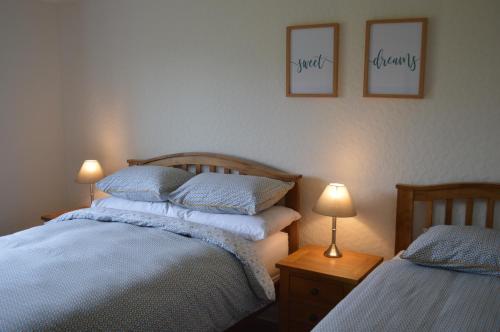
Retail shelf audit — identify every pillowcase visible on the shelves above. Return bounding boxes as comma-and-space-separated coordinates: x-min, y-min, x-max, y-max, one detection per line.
92, 196, 170, 215
168, 173, 295, 215
167, 203, 300, 241
96, 165, 193, 202
92, 196, 301, 241
401, 225, 500, 276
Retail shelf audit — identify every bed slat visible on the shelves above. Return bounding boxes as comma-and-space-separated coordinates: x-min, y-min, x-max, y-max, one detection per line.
425, 201, 433, 228
465, 199, 474, 226
445, 199, 453, 225
486, 199, 495, 228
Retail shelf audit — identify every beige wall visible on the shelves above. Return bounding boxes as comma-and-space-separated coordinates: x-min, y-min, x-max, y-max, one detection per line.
0, 0, 66, 235
58, 0, 500, 258
4, 0, 500, 258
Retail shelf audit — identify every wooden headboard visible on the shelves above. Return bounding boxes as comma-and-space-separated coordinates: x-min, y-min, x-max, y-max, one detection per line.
395, 183, 500, 253
127, 152, 302, 253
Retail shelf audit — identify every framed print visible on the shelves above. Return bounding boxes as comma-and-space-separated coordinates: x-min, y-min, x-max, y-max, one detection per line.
363, 18, 427, 98
286, 23, 339, 97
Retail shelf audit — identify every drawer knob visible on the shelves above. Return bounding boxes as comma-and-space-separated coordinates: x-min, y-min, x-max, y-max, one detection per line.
309, 287, 319, 296
309, 313, 318, 322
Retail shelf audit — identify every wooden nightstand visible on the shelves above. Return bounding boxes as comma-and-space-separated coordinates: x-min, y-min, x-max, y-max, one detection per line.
41, 207, 87, 222
276, 245, 383, 332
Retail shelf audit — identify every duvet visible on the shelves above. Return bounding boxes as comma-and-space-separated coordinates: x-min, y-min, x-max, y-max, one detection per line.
0, 208, 274, 331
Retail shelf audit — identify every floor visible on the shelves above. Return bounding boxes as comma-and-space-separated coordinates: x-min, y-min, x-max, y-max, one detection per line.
228, 303, 279, 332
234, 318, 278, 332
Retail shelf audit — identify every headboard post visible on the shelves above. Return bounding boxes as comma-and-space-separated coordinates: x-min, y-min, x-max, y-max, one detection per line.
395, 186, 414, 254
285, 184, 300, 252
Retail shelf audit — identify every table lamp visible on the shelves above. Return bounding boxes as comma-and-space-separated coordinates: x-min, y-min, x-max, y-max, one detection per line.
313, 183, 357, 258
76, 160, 104, 205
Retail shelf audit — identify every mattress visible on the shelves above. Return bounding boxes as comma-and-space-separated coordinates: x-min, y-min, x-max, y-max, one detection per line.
252, 231, 289, 281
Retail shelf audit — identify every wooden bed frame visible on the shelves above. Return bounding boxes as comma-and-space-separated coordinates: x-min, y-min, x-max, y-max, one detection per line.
395, 183, 500, 253
128, 152, 302, 253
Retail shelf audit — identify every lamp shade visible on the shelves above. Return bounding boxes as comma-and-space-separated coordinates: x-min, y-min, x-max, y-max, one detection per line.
76, 160, 104, 184
313, 183, 357, 218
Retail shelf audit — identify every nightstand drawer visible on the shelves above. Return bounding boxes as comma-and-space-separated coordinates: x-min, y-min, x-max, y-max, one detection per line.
289, 301, 331, 326
290, 274, 347, 305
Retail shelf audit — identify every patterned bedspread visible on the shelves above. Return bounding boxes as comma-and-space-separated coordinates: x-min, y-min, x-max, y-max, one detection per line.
0, 208, 274, 331
313, 259, 500, 332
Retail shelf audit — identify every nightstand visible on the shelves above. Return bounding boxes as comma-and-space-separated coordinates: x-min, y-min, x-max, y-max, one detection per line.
41, 207, 87, 222
276, 245, 383, 332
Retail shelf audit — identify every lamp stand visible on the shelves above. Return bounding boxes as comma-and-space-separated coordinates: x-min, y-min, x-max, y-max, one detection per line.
324, 216, 342, 258
89, 183, 95, 206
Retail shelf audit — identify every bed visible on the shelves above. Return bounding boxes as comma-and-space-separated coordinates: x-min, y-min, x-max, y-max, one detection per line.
0, 152, 302, 331
313, 183, 500, 332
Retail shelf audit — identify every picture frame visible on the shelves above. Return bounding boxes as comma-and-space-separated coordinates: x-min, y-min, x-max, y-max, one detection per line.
363, 18, 427, 98
286, 23, 339, 97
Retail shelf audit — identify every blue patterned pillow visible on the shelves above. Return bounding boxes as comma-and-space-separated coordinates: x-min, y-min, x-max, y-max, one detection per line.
168, 173, 295, 215
401, 225, 500, 276
96, 166, 193, 202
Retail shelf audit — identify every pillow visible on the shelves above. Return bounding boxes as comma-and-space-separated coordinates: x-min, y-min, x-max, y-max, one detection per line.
92, 196, 301, 241
92, 196, 170, 215
167, 203, 300, 241
401, 225, 500, 276
96, 165, 193, 202
168, 173, 295, 215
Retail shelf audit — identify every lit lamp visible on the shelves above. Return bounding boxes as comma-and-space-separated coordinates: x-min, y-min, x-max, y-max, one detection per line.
313, 183, 357, 258
76, 160, 104, 205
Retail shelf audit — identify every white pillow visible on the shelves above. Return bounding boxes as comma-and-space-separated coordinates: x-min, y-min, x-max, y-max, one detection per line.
92, 197, 301, 241
92, 196, 170, 215
167, 204, 300, 241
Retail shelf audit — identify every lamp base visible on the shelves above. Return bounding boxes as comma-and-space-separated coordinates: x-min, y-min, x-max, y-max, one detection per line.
324, 243, 342, 258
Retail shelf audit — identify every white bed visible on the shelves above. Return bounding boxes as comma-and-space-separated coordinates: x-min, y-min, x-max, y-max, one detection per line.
0, 152, 303, 331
